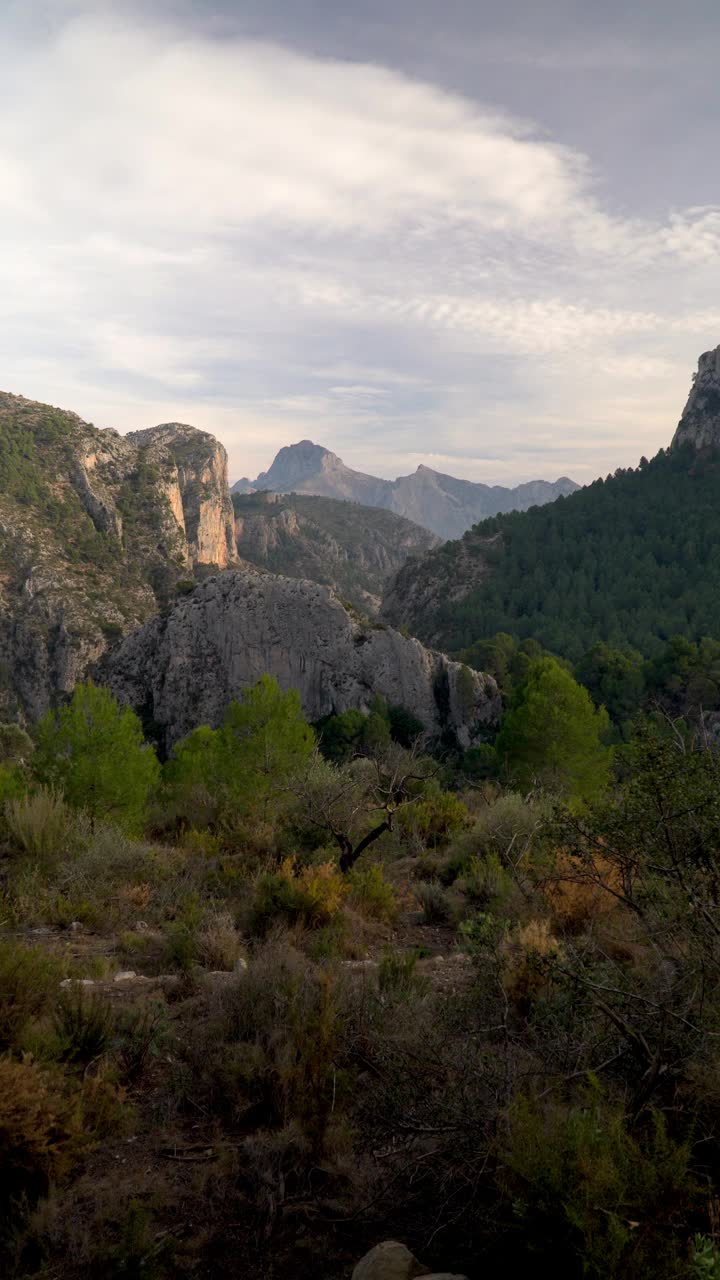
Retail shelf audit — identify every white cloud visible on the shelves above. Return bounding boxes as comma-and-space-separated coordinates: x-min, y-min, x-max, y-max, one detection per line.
0, 9, 719, 483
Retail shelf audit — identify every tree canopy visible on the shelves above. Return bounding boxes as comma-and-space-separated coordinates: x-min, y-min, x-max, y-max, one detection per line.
496, 658, 612, 804
33, 683, 160, 830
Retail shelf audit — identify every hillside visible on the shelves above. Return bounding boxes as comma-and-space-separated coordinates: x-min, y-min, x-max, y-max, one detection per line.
232, 490, 439, 612
236, 439, 579, 539
0, 392, 237, 720
383, 347, 720, 663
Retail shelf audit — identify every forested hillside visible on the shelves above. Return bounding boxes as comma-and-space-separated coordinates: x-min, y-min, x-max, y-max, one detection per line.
232, 490, 438, 612
384, 444, 720, 661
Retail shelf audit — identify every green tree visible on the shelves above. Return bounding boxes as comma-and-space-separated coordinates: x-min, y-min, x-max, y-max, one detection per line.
34, 683, 160, 831
496, 658, 612, 804
164, 675, 315, 825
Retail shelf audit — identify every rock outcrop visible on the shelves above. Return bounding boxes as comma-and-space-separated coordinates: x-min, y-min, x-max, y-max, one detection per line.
233, 490, 439, 614
673, 345, 720, 450
127, 423, 237, 569
103, 570, 500, 751
237, 439, 579, 540
351, 1241, 468, 1280
0, 391, 237, 719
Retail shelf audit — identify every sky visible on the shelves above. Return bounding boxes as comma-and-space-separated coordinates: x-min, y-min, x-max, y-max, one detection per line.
2, 0, 720, 486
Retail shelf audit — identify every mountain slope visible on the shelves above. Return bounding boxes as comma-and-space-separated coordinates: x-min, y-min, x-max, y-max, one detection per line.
232, 490, 439, 613
235, 440, 579, 539
104, 569, 500, 751
383, 347, 720, 663
0, 391, 237, 719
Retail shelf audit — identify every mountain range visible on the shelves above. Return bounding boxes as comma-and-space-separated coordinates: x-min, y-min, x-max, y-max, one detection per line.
233, 440, 579, 540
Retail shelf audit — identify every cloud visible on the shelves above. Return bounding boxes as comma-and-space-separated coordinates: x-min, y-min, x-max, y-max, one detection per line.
0, 7, 718, 483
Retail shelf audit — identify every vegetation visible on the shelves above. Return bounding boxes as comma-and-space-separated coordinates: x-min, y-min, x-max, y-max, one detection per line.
405, 445, 720, 661
3, 659, 720, 1277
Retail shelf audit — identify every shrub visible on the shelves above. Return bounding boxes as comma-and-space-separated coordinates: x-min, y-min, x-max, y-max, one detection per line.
196, 911, 244, 971
53, 986, 115, 1064
5, 787, 73, 859
250, 858, 346, 933
115, 1002, 169, 1082
459, 851, 514, 910
398, 782, 470, 850
501, 1092, 695, 1279
378, 948, 427, 998
199, 940, 341, 1152
0, 940, 62, 1052
415, 881, 452, 923
347, 863, 397, 921
0, 1055, 85, 1231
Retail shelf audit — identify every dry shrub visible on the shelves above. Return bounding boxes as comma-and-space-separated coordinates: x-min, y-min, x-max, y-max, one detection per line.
196, 911, 244, 971
503, 917, 561, 1007
249, 857, 346, 933
194, 937, 341, 1152
117, 882, 153, 913
5, 788, 74, 859
0, 1056, 85, 1228
546, 851, 623, 934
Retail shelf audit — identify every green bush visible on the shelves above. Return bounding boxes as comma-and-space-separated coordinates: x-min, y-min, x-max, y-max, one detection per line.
347, 863, 397, 921
53, 986, 115, 1064
501, 1091, 695, 1279
0, 940, 62, 1052
378, 948, 427, 999
415, 880, 452, 923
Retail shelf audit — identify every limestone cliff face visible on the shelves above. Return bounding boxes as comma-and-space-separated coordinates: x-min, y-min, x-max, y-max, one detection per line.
127, 424, 238, 569
103, 570, 500, 750
0, 392, 237, 719
673, 346, 720, 450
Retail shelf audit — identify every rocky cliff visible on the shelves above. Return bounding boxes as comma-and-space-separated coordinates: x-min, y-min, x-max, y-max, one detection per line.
233, 491, 439, 613
237, 440, 579, 539
0, 392, 237, 719
127, 423, 237, 569
673, 345, 720, 450
103, 570, 500, 751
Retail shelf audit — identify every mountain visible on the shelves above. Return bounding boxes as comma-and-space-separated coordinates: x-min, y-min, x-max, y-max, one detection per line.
382, 346, 720, 663
232, 490, 439, 613
0, 392, 237, 720
103, 569, 500, 751
235, 440, 579, 540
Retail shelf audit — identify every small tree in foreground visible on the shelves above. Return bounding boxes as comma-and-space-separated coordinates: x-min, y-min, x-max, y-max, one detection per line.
34, 683, 160, 832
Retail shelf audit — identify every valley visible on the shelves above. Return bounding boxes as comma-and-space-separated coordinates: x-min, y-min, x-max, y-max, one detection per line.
3, 349, 720, 1280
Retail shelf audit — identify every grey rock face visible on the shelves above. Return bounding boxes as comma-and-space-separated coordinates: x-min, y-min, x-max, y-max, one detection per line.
103, 570, 500, 750
238, 440, 579, 540
673, 345, 720, 450
0, 391, 238, 720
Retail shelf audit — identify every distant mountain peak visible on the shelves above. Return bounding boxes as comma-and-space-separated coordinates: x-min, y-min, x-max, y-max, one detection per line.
236, 442, 579, 539
673, 344, 720, 450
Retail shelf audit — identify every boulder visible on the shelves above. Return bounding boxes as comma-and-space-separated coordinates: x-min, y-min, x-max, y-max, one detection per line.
352, 1241, 429, 1280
